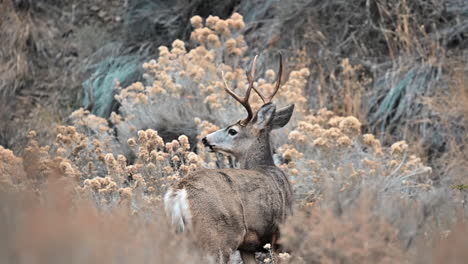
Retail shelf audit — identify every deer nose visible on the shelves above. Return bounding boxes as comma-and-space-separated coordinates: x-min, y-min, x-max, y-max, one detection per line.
202, 137, 209, 146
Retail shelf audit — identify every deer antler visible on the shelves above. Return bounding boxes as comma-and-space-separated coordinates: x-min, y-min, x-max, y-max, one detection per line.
251, 54, 283, 104
222, 55, 258, 126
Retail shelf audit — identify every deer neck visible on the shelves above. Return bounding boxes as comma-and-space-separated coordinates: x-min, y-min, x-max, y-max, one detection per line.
239, 132, 275, 170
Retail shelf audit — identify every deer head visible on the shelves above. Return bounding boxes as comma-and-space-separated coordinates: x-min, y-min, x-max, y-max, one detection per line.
202, 55, 294, 168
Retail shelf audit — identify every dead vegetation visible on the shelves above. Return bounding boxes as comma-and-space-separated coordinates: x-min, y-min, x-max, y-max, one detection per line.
0, 0, 468, 263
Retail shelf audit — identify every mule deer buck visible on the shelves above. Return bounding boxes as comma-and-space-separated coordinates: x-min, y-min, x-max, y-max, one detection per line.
164, 55, 294, 263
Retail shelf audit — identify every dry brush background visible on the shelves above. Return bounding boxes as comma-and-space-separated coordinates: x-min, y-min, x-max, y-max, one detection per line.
0, 0, 467, 263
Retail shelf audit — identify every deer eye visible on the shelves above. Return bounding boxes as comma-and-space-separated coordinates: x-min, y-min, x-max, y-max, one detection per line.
228, 129, 238, 136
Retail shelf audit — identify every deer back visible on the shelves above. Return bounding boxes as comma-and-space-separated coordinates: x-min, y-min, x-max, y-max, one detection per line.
168, 166, 292, 250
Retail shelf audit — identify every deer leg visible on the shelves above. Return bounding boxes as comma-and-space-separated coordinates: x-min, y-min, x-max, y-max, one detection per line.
240, 251, 256, 264
217, 250, 231, 264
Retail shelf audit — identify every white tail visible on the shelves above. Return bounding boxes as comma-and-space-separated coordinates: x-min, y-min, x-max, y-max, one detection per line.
165, 55, 293, 264
164, 188, 191, 232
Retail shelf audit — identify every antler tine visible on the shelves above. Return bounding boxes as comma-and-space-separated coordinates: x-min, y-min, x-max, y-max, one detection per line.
245, 55, 258, 103
221, 55, 258, 126
252, 54, 283, 104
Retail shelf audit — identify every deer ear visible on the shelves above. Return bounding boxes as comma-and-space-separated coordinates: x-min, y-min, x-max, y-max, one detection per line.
271, 104, 294, 129
252, 103, 276, 130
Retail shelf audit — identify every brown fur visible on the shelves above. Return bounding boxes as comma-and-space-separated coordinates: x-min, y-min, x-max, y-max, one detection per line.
177, 166, 292, 262
167, 75, 294, 263
168, 104, 294, 262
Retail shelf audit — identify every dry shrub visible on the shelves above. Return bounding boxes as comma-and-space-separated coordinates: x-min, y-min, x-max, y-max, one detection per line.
254, 0, 467, 187
0, 130, 212, 263
0, 146, 27, 185
278, 108, 432, 201
270, 108, 449, 263
51, 14, 438, 262
0, 6, 465, 263
0, 0, 31, 98
0, 0, 90, 150
0, 178, 209, 264
282, 197, 404, 264
111, 13, 310, 157
419, 59, 468, 185
265, 0, 466, 110
430, 221, 468, 264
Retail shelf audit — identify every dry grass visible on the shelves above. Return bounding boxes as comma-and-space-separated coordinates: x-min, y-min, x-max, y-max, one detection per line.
281, 198, 404, 264
258, 0, 467, 183
0, 178, 209, 264
1, 1, 468, 263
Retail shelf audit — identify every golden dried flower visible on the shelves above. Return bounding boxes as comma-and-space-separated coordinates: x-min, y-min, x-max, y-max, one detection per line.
363, 158, 381, 169
323, 127, 343, 139
172, 39, 185, 50
207, 34, 220, 46
206, 15, 220, 29
225, 38, 237, 50
231, 48, 242, 56
328, 116, 344, 127
178, 135, 190, 149
156, 153, 166, 162
288, 130, 307, 143
85, 178, 102, 190
187, 152, 199, 164
136, 93, 148, 104
278, 253, 291, 261
159, 46, 170, 56
138, 130, 147, 142
107, 181, 118, 192
171, 156, 180, 163
133, 173, 146, 188
146, 162, 157, 171
230, 12, 243, 21
290, 168, 300, 175
282, 147, 304, 161
406, 155, 422, 169
171, 140, 180, 150
189, 164, 198, 171
65, 126, 77, 135
56, 147, 67, 156
391, 141, 408, 155
165, 142, 174, 153
119, 187, 133, 199
163, 166, 174, 174
27, 130, 37, 138
98, 177, 110, 186
104, 153, 116, 165
117, 155, 127, 167
231, 19, 245, 30
110, 112, 122, 124
145, 129, 157, 139
59, 160, 73, 172
362, 134, 383, 155
299, 68, 310, 78
180, 164, 189, 174
190, 15, 203, 28
265, 69, 276, 81
313, 137, 328, 146
337, 135, 352, 146
338, 116, 361, 135
363, 134, 376, 145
